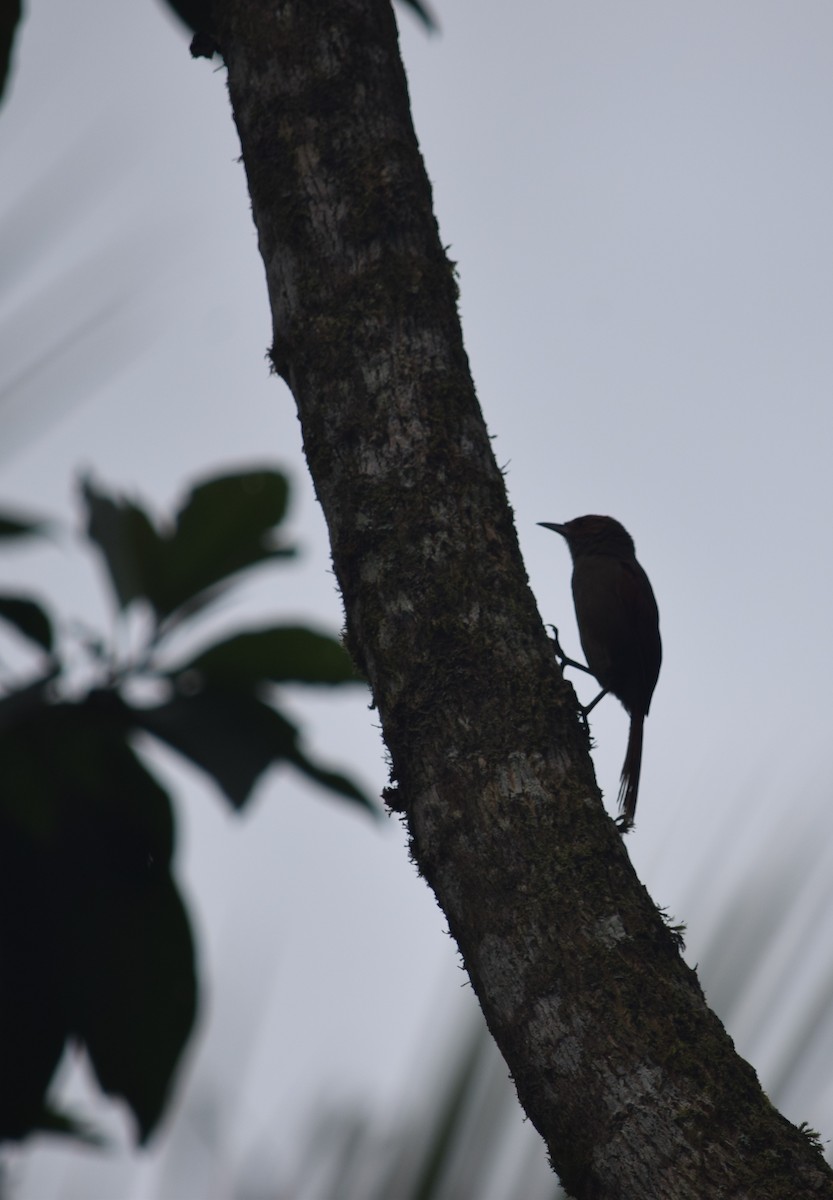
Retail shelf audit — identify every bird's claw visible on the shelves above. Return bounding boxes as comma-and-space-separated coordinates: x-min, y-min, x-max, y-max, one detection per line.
545, 625, 590, 675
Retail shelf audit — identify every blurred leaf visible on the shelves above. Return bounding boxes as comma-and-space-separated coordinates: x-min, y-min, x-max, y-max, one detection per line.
81, 477, 163, 611
81, 468, 293, 621
174, 625, 363, 688
0, 508, 48, 540
69, 870, 197, 1144
154, 467, 293, 618
136, 684, 374, 812
0, 709, 79, 1141
0, 880, 68, 1142
0, 594, 54, 651
135, 686, 301, 809
0, 461, 373, 1146
399, 0, 438, 32
0, 699, 174, 858
0, 668, 58, 736
162, 0, 213, 36
0, 700, 188, 1143
0, 703, 178, 898
26, 1106, 106, 1147
72, 696, 177, 870
0, 0, 22, 107
284, 744, 375, 812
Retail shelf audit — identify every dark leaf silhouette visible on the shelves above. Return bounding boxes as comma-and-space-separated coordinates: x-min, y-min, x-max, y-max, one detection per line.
175, 625, 362, 687
282, 747, 374, 811
81, 478, 163, 611
0, 594, 54, 651
0, 669, 59, 734
136, 683, 373, 813
0, 464, 371, 1145
135, 686, 293, 808
0, 703, 193, 1144
399, 0, 438, 32
0, 508, 48, 540
82, 468, 294, 621
155, 468, 293, 618
69, 871, 197, 1144
0, 0, 22, 106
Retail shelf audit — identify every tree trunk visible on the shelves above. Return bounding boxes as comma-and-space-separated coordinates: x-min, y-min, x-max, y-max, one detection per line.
211, 2, 833, 1195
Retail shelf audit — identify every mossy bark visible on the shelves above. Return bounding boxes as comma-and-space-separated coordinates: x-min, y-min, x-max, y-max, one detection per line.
211, 2, 833, 1195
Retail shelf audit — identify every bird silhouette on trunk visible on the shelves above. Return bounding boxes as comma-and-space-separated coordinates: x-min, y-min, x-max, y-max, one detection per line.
539, 515, 661, 829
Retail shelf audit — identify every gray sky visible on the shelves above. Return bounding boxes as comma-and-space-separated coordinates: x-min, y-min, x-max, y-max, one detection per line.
3, 1, 833, 1195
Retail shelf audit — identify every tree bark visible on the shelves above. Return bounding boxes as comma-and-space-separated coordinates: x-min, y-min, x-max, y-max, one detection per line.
211, 2, 833, 1196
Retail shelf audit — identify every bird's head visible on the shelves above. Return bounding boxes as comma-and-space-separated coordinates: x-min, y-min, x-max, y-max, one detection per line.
538, 515, 636, 559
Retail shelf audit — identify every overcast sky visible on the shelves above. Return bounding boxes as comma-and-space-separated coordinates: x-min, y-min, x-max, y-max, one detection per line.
3, 2, 833, 1196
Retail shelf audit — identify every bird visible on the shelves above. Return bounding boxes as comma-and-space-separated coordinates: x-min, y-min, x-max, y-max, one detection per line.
538, 515, 661, 829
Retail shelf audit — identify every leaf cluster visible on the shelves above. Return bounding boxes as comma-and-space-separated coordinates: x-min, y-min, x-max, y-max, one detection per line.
0, 466, 370, 1146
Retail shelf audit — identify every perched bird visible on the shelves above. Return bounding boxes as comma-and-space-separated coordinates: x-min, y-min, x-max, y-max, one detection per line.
539, 515, 661, 828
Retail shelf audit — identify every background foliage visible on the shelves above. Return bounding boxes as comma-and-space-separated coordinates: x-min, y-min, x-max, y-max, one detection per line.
0, 468, 369, 1146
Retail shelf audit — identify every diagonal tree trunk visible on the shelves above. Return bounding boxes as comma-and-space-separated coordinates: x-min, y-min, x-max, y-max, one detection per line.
210, 2, 833, 1195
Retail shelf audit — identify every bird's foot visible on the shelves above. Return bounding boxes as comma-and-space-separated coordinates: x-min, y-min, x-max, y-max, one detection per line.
576, 704, 593, 740
579, 687, 608, 719
546, 625, 592, 675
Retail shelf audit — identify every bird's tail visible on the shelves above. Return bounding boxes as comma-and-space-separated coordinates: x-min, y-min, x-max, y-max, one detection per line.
617, 713, 645, 829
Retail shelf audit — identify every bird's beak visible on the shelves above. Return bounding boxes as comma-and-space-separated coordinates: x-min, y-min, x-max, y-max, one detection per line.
538, 522, 567, 535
